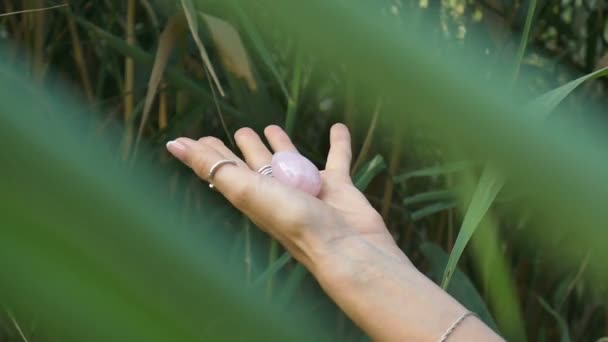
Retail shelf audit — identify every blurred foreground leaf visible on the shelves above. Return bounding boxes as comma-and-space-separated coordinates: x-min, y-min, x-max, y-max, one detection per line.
441, 66, 608, 290
0, 50, 317, 341
232, 2, 608, 339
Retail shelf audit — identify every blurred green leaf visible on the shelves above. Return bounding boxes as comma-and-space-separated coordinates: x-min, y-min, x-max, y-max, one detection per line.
228, 1, 290, 100
468, 212, 526, 342
441, 67, 608, 289
0, 52, 317, 342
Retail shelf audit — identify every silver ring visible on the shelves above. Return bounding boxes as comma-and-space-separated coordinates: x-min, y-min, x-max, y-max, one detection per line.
207, 159, 238, 189
257, 165, 273, 176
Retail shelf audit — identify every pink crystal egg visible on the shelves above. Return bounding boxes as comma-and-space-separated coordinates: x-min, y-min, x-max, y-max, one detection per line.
271, 151, 322, 196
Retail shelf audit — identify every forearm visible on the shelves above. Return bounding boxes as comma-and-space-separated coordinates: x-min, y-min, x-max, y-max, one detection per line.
311, 237, 504, 341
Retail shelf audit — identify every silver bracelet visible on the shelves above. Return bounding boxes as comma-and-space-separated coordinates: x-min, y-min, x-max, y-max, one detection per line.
439, 311, 476, 342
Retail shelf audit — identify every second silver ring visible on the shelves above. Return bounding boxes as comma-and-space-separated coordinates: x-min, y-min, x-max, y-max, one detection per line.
257, 165, 273, 176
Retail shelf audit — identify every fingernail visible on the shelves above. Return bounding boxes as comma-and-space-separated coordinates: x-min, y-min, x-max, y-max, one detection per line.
166, 140, 187, 159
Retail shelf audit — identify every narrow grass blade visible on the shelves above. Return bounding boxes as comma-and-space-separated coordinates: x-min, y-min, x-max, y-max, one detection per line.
554, 253, 590, 311
403, 189, 455, 206
135, 15, 185, 149
6, 310, 29, 342
538, 297, 572, 342
441, 164, 505, 288
393, 161, 471, 184
201, 12, 257, 91
244, 218, 253, 283
181, 2, 235, 146
65, 9, 94, 102
529, 66, 608, 118
511, 0, 537, 81
285, 48, 302, 136
123, 0, 137, 158
381, 130, 403, 220
351, 100, 381, 174
0, 3, 66, 17
353, 155, 386, 191
180, 0, 225, 97
276, 265, 308, 308
252, 252, 292, 288
139, 0, 160, 32
410, 200, 458, 221
267, 239, 280, 297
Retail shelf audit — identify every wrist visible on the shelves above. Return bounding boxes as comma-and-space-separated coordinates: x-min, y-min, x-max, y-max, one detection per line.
310, 233, 412, 285
295, 214, 407, 278
289, 224, 503, 341
308, 235, 472, 341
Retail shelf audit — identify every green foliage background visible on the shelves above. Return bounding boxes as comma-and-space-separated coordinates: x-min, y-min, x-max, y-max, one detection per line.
2, 0, 608, 341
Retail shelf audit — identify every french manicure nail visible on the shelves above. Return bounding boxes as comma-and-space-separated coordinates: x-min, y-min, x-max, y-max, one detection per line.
166, 140, 187, 159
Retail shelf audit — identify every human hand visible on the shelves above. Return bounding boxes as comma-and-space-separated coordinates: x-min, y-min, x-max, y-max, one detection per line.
165, 123, 406, 275
166, 124, 502, 341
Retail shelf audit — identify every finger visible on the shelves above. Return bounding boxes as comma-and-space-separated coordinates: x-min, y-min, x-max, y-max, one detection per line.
325, 123, 352, 176
264, 125, 297, 152
169, 137, 265, 214
166, 138, 318, 236
197, 136, 248, 168
168, 138, 244, 185
234, 127, 273, 171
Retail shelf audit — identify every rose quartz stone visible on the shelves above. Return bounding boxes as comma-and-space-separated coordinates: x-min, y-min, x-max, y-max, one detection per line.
271, 151, 322, 196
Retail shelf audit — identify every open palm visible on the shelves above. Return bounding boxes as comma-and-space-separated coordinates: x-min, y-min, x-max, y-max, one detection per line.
166, 124, 401, 272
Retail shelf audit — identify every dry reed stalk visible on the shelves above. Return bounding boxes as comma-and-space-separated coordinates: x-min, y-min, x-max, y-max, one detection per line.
123, 0, 136, 158
32, 0, 46, 83
351, 99, 382, 175
381, 129, 402, 221
3, 1, 21, 43
66, 11, 94, 102
159, 82, 168, 129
